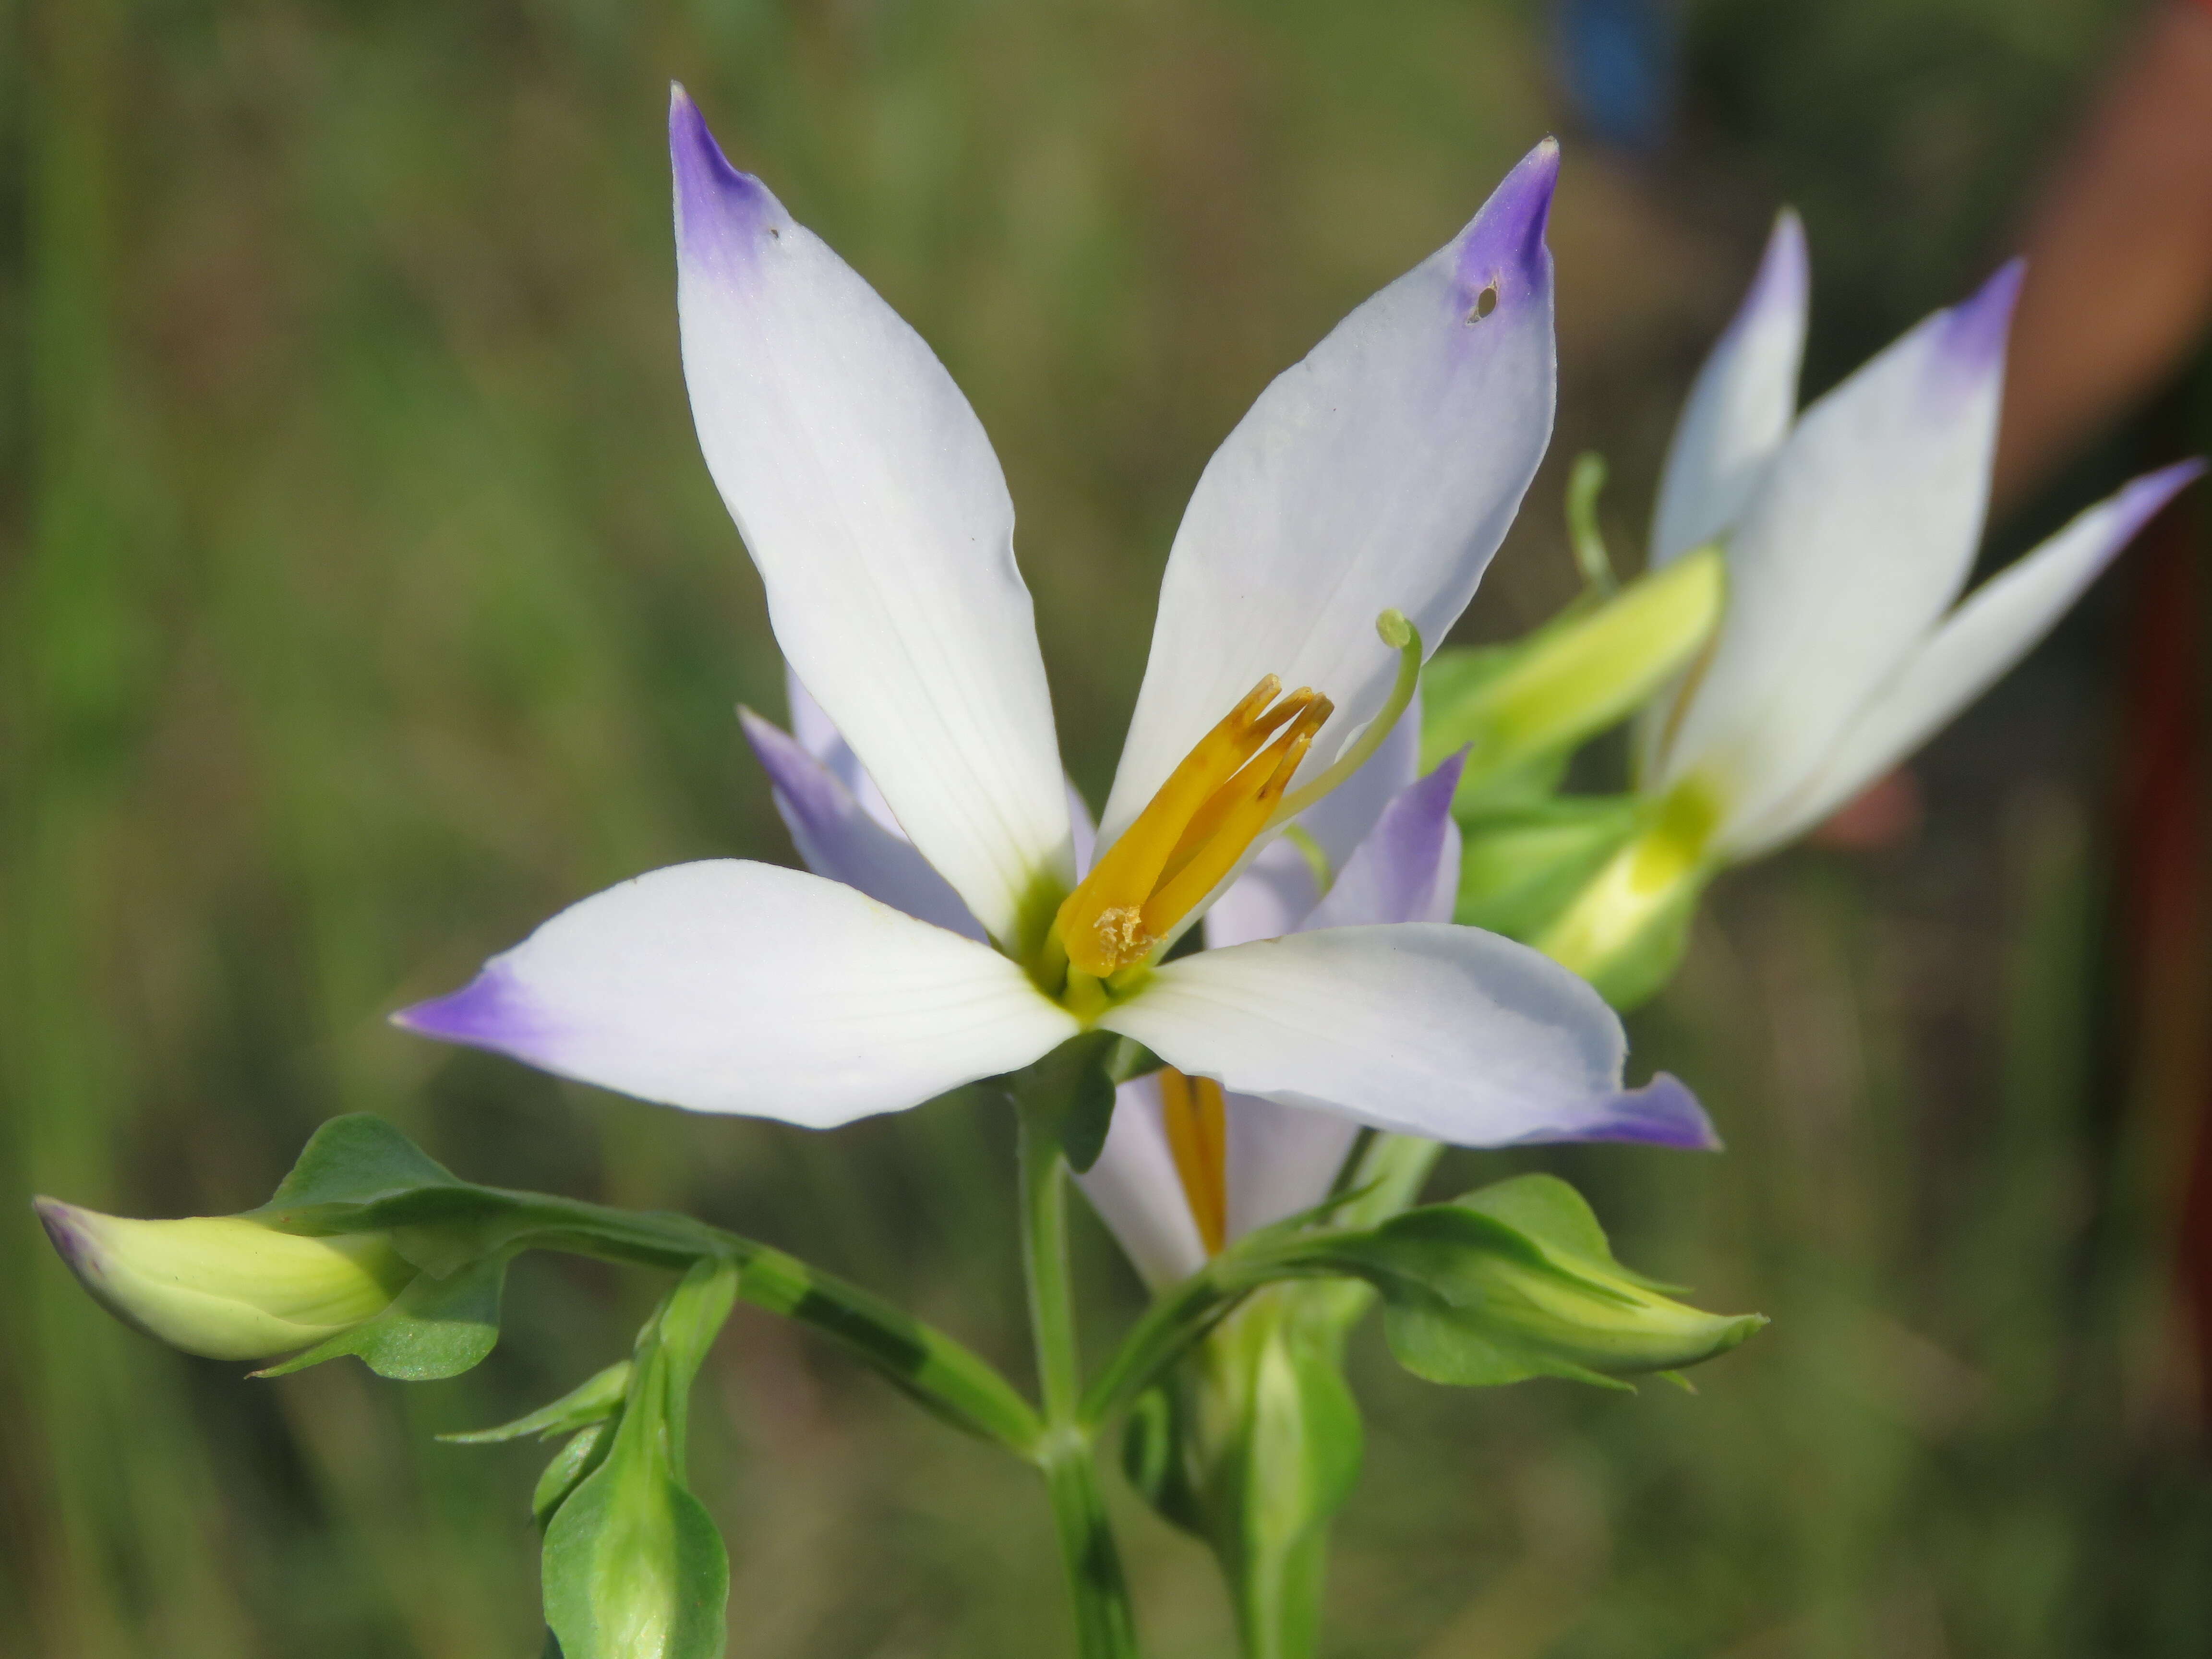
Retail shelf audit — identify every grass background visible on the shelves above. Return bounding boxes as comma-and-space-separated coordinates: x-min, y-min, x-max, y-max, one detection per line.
4, 0, 2208, 1653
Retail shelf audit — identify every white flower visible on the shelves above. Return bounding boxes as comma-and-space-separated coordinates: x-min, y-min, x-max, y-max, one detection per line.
395, 88, 1707, 1164
1642, 211, 2201, 861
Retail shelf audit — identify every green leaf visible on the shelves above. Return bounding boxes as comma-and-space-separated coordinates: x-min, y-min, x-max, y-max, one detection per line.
1456, 1174, 1684, 1293
255, 1114, 462, 1211
1119, 1385, 1206, 1539
443, 1360, 633, 1445
1013, 1031, 1121, 1174
256, 1251, 508, 1381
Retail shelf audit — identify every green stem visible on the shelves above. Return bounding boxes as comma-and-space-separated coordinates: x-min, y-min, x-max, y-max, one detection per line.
373, 1188, 1045, 1454
1017, 1106, 1141, 1659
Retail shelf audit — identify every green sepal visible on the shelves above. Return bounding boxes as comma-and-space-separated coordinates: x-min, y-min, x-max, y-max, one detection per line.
541, 1259, 737, 1659
535, 1416, 622, 1529
1341, 1176, 1764, 1388
442, 1359, 633, 1445
1453, 795, 1642, 941
1013, 1031, 1121, 1174
1421, 546, 1723, 815
255, 1250, 509, 1381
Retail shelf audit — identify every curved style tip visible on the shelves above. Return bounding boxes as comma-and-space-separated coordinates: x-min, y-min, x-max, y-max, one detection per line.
1452, 137, 1561, 310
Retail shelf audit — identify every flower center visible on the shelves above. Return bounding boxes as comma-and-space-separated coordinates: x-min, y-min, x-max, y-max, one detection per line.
1055, 677, 1334, 978
1157, 1067, 1228, 1255
1050, 609, 1425, 987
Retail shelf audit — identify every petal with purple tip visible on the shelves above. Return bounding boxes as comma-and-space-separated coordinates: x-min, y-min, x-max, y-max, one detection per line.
1099, 920, 1695, 1150
1656, 260, 2022, 840
395, 860, 1075, 1127
1735, 458, 2205, 854
672, 87, 1072, 949
739, 708, 986, 940
1099, 141, 1559, 851
1650, 208, 1808, 567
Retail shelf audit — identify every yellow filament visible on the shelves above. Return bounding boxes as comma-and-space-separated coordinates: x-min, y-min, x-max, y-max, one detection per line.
1157, 1068, 1228, 1255
1054, 677, 1331, 977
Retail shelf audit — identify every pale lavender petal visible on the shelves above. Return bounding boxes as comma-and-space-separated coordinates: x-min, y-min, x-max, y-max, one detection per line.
1517, 1072, 1720, 1152
394, 861, 1074, 1127
1223, 1092, 1363, 1240
786, 665, 898, 831
1076, 1075, 1210, 1292
1299, 751, 1466, 931
739, 708, 986, 941
1204, 689, 1424, 950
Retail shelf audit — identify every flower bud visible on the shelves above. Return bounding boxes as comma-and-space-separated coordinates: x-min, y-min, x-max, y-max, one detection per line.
34, 1199, 416, 1360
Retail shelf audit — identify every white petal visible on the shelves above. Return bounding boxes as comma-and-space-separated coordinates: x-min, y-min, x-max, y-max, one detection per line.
1202, 689, 1423, 950
1099, 144, 1560, 848
739, 709, 986, 940
1650, 210, 1808, 565
1076, 1075, 1210, 1292
1657, 263, 2023, 834
1099, 925, 1717, 1150
1223, 1093, 1362, 1242
673, 90, 1071, 946
1731, 460, 2203, 855
395, 861, 1074, 1127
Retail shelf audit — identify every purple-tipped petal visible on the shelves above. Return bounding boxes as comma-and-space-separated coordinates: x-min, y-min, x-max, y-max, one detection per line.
1522, 1072, 1722, 1152
669, 83, 782, 274
1301, 750, 1467, 930
1653, 255, 2015, 838
1737, 457, 2207, 854
1102, 923, 1658, 1150
1650, 207, 1809, 567
1097, 145, 1557, 851
1928, 259, 2024, 404
391, 862, 1074, 1128
739, 708, 986, 940
394, 962, 565, 1066
674, 90, 1073, 950
1452, 138, 1560, 313
35, 1197, 96, 1276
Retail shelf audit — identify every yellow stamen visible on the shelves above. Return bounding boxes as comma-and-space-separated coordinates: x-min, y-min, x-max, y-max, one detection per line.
1157, 1067, 1228, 1255
1049, 612, 1422, 983
1055, 677, 1331, 976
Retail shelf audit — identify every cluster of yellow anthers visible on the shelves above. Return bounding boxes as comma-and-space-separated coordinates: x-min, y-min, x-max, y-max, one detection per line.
1050, 608, 1420, 992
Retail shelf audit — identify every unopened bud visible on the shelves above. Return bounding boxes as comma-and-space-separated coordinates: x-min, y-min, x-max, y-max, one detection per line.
34, 1199, 416, 1360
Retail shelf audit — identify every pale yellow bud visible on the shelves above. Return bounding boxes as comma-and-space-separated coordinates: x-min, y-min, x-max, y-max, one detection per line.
35, 1199, 416, 1360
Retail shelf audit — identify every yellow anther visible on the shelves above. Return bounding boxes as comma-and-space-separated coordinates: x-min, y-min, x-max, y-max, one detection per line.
1050, 612, 1418, 986
1157, 1067, 1228, 1255
1055, 677, 1332, 977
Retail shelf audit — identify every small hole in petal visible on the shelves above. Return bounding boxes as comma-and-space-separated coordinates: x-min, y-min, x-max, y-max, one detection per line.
769, 226, 781, 240
1468, 283, 1499, 322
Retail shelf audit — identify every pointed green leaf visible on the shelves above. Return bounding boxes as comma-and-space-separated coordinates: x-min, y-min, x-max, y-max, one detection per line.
534, 1417, 622, 1530
444, 1360, 633, 1445
256, 1115, 462, 1210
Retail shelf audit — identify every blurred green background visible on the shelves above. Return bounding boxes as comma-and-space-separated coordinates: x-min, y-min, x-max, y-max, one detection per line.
6, 0, 2209, 1654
